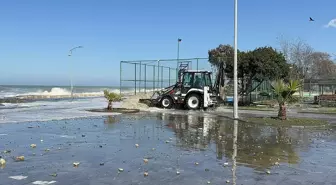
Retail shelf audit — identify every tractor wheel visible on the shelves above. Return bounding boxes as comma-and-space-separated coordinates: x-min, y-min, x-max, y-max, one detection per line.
186, 94, 202, 110
161, 96, 173, 109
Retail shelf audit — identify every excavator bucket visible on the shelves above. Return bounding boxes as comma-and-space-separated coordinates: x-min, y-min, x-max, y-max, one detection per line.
138, 84, 176, 107
138, 91, 160, 107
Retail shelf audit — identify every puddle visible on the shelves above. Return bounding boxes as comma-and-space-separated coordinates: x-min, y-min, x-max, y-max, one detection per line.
0, 113, 336, 185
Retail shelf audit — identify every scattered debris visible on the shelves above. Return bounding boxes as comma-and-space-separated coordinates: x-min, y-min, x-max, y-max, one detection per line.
274, 162, 280, 166
266, 170, 271, 174
9, 176, 28, 180
144, 172, 149, 177
30, 144, 37, 148
45, 149, 50, 152
205, 168, 210, 172
118, 168, 124, 172
99, 145, 103, 148
226, 180, 230, 183
143, 158, 148, 164
73, 162, 80, 167
3, 150, 11, 154
165, 140, 170, 143
176, 171, 180, 175
82, 135, 85, 137
135, 144, 139, 148
50, 173, 57, 177
195, 162, 199, 165
207, 181, 211, 184
0, 158, 6, 165
223, 162, 229, 167
100, 162, 104, 166
152, 148, 155, 151
15, 156, 25, 162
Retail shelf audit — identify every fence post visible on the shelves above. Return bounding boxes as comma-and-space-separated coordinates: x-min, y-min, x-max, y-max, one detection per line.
169, 67, 171, 86
139, 61, 142, 93
120, 62, 122, 95
134, 63, 137, 95
196, 58, 199, 70
153, 66, 155, 91
161, 66, 163, 88
144, 64, 147, 94
157, 60, 160, 89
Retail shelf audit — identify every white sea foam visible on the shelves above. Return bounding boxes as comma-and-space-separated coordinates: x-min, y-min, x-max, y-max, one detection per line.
0, 87, 164, 124
32, 181, 57, 185
0, 87, 159, 99
9, 175, 28, 180
0, 97, 120, 123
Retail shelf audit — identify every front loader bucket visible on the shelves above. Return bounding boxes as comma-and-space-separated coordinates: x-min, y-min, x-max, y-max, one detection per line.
138, 91, 161, 107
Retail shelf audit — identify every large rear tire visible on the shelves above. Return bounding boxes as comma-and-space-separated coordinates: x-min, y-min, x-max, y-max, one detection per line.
161, 96, 173, 109
186, 94, 202, 110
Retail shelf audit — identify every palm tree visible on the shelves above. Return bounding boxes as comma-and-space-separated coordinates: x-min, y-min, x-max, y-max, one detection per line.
271, 80, 301, 120
104, 90, 122, 110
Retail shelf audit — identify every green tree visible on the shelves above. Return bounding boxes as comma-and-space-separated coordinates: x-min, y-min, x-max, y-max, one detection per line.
103, 90, 122, 110
208, 45, 290, 99
271, 80, 301, 120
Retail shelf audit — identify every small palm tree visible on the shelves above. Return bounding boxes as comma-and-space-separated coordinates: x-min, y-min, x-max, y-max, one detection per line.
271, 79, 301, 120
103, 90, 122, 110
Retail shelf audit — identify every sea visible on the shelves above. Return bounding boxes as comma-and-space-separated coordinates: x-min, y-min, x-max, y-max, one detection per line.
0, 85, 142, 124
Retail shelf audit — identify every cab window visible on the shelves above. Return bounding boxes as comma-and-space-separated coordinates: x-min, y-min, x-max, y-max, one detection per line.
193, 73, 205, 88
182, 73, 192, 87
204, 73, 212, 87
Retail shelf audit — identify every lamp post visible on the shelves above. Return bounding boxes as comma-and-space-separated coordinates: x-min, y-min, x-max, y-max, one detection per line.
233, 0, 239, 119
68, 46, 83, 99
232, 119, 238, 185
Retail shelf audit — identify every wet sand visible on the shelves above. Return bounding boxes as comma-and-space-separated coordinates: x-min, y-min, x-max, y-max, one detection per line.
1, 112, 336, 185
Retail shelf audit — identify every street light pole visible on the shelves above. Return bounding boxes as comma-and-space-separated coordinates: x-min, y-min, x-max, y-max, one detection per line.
68, 46, 83, 100
233, 0, 239, 119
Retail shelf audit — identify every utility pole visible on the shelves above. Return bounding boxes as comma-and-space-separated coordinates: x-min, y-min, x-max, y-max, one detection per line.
68, 46, 83, 100
233, 0, 239, 119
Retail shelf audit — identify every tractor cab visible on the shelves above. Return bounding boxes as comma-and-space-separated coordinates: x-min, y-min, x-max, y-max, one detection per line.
179, 70, 214, 94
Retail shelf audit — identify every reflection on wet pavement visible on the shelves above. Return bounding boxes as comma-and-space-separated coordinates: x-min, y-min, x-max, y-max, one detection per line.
0, 113, 336, 185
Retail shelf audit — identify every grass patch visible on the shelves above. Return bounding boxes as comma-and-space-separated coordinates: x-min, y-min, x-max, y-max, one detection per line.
246, 117, 328, 126
297, 108, 336, 115
239, 106, 276, 111
224, 106, 276, 111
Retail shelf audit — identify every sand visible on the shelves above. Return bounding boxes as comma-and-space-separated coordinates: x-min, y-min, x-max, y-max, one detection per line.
119, 92, 152, 110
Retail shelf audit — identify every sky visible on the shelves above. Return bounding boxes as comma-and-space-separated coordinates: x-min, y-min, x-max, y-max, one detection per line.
0, 0, 335, 86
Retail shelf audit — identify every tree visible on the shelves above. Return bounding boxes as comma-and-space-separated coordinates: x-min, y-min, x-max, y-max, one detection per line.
278, 36, 314, 79
310, 52, 336, 79
208, 45, 289, 102
103, 90, 122, 110
271, 80, 301, 120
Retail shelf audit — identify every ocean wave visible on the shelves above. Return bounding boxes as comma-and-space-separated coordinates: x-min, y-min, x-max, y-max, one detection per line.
0, 87, 162, 101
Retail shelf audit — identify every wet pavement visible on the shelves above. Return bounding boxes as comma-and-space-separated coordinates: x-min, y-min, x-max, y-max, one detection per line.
1, 112, 336, 185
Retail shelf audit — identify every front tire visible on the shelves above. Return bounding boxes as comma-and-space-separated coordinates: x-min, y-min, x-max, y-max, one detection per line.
161, 96, 173, 109
186, 94, 202, 110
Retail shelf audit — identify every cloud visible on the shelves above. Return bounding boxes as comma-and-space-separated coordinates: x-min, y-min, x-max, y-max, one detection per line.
325, 19, 336, 28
